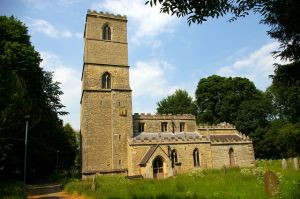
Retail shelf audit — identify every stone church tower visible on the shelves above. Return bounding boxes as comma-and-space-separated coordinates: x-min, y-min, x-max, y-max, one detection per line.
80, 11, 132, 174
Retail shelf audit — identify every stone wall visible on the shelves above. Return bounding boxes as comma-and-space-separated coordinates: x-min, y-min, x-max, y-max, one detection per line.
85, 10, 127, 42
81, 92, 113, 173
128, 142, 213, 177
211, 142, 255, 168
198, 122, 238, 135
82, 64, 130, 91
84, 11, 128, 67
133, 114, 196, 136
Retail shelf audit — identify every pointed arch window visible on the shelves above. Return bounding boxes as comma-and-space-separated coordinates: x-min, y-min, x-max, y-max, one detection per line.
171, 149, 178, 168
101, 72, 111, 89
102, 24, 111, 40
193, 148, 200, 167
229, 148, 235, 167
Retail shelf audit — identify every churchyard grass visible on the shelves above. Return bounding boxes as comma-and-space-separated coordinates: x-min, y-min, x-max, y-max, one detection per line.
0, 180, 25, 199
64, 159, 300, 199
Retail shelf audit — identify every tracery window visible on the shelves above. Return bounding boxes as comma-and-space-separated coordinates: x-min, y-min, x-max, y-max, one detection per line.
193, 148, 200, 167
102, 24, 111, 40
101, 72, 111, 89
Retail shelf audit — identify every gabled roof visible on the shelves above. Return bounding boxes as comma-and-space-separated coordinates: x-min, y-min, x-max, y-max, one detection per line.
139, 145, 159, 166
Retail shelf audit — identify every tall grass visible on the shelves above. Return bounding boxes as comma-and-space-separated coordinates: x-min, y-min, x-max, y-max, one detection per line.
0, 180, 25, 199
64, 159, 300, 199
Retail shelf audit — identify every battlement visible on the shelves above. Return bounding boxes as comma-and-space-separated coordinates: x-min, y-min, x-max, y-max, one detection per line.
198, 122, 236, 130
130, 132, 210, 145
87, 9, 127, 20
210, 133, 251, 144
133, 113, 195, 120
130, 132, 251, 146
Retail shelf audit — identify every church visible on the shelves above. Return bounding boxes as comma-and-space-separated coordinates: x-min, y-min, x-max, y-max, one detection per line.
80, 10, 255, 179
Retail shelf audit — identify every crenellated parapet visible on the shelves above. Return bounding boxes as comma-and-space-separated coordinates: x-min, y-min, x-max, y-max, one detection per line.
130, 131, 252, 146
130, 132, 210, 146
133, 113, 195, 120
87, 9, 127, 20
198, 122, 236, 130
209, 133, 252, 145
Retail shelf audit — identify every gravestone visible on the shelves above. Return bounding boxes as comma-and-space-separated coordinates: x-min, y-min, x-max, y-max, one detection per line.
282, 159, 287, 170
294, 158, 299, 170
264, 171, 279, 196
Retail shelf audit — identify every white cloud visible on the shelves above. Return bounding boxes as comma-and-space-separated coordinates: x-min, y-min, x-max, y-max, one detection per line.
26, 18, 82, 39
217, 42, 288, 90
92, 0, 178, 44
129, 59, 200, 114
40, 51, 81, 130
130, 59, 180, 114
130, 59, 178, 98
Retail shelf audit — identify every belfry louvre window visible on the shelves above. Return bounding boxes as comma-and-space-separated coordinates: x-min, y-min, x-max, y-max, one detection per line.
138, 123, 145, 133
102, 24, 111, 40
180, 123, 185, 132
161, 122, 167, 132
101, 72, 111, 89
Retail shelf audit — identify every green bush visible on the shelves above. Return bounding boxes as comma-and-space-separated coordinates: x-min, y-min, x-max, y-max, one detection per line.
0, 180, 25, 199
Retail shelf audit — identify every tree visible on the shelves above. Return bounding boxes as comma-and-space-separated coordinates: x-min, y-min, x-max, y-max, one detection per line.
195, 75, 271, 134
157, 89, 197, 115
0, 16, 74, 179
60, 123, 79, 170
254, 119, 300, 159
268, 61, 300, 122
146, 0, 300, 61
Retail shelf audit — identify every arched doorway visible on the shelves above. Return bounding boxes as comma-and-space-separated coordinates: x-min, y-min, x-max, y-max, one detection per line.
153, 156, 163, 179
229, 148, 235, 167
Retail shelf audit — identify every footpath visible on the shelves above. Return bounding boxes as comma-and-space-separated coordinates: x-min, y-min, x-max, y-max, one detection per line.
27, 182, 86, 199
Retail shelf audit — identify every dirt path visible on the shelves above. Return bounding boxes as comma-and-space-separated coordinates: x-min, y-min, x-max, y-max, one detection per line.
27, 183, 86, 199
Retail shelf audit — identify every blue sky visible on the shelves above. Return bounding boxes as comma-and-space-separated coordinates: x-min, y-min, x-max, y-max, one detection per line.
1, 0, 285, 130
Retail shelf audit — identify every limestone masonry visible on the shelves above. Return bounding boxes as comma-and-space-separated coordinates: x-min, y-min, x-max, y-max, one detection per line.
80, 10, 255, 179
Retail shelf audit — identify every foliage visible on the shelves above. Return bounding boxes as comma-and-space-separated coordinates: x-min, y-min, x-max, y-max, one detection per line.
195, 75, 271, 134
261, 1, 300, 61
146, 0, 300, 61
268, 62, 300, 122
60, 123, 79, 170
0, 180, 25, 199
254, 120, 300, 159
64, 159, 300, 199
251, 62, 300, 159
0, 16, 77, 180
156, 89, 197, 115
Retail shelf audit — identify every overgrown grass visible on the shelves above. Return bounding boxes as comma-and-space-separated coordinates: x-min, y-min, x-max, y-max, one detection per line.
64, 159, 300, 199
0, 180, 25, 199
